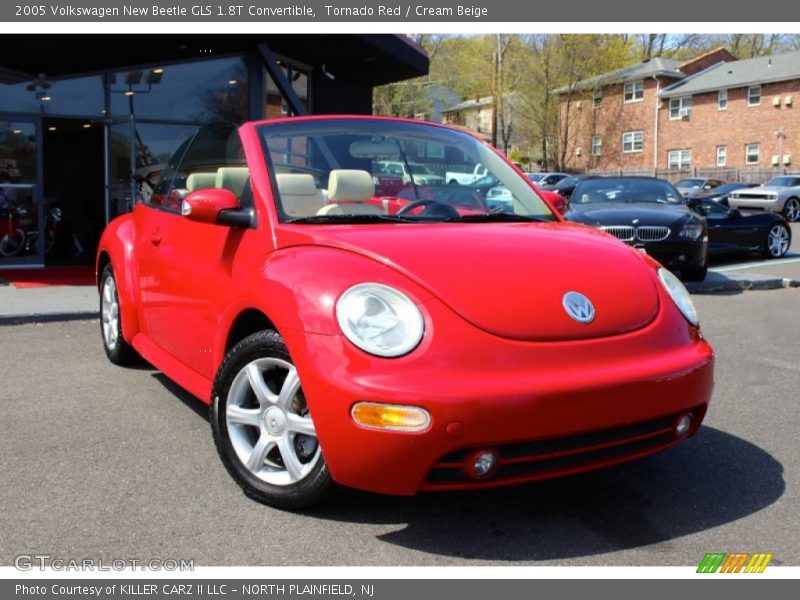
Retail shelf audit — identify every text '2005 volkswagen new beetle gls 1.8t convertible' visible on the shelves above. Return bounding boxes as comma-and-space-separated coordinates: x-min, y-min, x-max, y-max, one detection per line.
97, 117, 714, 509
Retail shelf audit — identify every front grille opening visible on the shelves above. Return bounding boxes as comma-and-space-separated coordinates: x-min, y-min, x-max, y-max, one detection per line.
428, 412, 692, 486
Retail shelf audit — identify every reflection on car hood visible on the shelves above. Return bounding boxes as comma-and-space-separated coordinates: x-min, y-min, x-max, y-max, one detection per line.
566, 203, 694, 228
277, 221, 659, 342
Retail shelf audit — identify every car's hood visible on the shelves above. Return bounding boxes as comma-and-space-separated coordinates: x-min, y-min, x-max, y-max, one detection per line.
276, 222, 659, 342
731, 186, 784, 195
566, 203, 693, 228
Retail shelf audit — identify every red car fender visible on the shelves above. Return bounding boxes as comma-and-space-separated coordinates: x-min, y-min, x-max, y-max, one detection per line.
209, 245, 435, 372
96, 215, 142, 343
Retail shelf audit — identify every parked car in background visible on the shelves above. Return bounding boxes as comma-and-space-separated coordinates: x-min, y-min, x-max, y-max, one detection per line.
486, 185, 566, 214
97, 117, 714, 509
446, 163, 488, 185
541, 175, 599, 199
528, 172, 569, 187
691, 198, 792, 259
674, 178, 725, 198
566, 177, 708, 281
376, 161, 444, 186
728, 176, 800, 222
684, 182, 759, 206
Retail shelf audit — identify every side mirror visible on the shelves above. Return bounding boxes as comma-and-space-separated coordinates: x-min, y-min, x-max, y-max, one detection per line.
181, 188, 252, 228
685, 198, 701, 211
727, 208, 741, 219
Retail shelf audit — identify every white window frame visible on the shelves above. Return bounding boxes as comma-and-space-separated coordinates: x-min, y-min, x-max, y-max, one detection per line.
623, 80, 644, 103
591, 134, 602, 156
716, 145, 727, 167
745, 143, 760, 165
747, 85, 761, 107
668, 149, 692, 170
669, 97, 693, 120
622, 130, 644, 153
718, 89, 728, 110
592, 89, 602, 108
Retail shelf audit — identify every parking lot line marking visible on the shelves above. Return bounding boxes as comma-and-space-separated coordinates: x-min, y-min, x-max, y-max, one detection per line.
711, 254, 800, 272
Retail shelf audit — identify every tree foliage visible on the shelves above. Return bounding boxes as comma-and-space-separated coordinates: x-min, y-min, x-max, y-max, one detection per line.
373, 34, 800, 168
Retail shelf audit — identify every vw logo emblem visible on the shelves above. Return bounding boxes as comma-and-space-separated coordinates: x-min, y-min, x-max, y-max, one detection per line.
563, 291, 595, 324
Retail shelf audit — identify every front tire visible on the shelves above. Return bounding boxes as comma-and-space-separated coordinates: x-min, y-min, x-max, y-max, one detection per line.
783, 197, 800, 222
100, 264, 138, 365
211, 330, 334, 510
763, 222, 791, 258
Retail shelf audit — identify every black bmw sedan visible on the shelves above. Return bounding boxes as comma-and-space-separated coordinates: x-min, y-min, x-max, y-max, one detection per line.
566, 177, 708, 281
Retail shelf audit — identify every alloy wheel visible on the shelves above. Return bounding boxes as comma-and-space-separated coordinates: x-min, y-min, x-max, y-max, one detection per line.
226, 357, 320, 486
785, 198, 800, 222
767, 224, 790, 257
101, 276, 120, 349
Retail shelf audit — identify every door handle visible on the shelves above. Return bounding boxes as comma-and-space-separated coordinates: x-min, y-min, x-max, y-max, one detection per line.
150, 234, 161, 246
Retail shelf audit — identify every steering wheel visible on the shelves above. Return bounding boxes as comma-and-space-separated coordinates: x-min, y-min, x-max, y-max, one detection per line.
396, 199, 459, 218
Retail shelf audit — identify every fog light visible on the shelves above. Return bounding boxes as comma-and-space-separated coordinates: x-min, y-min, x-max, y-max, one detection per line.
351, 402, 430, 432
465, 450, 500, 479
674, 413, 693, 437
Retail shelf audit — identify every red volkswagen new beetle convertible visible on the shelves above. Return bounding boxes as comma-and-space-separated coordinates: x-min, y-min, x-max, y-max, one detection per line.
97, 117, 714, 509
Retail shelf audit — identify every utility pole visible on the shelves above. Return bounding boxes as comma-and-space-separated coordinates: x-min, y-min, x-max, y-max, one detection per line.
491, 35, 499, 148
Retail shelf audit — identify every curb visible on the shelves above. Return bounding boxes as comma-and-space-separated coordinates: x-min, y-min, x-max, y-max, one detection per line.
687, 272, 800, 294
0, 311, 99, 326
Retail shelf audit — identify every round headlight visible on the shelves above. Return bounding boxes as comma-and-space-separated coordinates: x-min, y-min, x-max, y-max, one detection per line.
658, 268, 699, 326
336, 283, 424, 357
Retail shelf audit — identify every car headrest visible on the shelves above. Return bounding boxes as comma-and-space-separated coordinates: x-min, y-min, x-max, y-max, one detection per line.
276, 173, 324, 218
216, 167, 250, 198
186, 172, 217, 192
328, 169, 375, 203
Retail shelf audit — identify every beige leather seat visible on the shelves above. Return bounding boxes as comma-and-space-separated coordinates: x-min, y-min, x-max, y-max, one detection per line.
216, 166, 250, 199
185, 172, 217, 192
317, 169, 383, 216
276, 173, 324, 218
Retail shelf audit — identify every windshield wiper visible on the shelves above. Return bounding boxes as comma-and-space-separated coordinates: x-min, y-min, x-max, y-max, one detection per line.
445, 211, 545, 223
285, 214, 416, 224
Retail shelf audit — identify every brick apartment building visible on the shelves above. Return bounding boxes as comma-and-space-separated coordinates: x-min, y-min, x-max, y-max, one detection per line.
558, 48, 800, 180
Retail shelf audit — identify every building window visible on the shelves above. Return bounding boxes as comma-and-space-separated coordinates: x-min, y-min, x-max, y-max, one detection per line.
624, 81, 644, 103
668, 149, 692, 170
622, 130, 644, 153
716, 145, 727, 167
747, 86, 761, 107
592, 89, 602, 108
591, 134, 602, 156
669, 97, 693, 119
745, 143, 760, 164
718, 89, 728, 110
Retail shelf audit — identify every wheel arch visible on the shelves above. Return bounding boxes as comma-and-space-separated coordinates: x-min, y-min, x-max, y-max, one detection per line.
95, 216, 142, 342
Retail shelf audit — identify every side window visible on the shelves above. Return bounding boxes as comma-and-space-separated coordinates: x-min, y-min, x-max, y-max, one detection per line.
149, 135, 195, 209
153, 122, 248, 213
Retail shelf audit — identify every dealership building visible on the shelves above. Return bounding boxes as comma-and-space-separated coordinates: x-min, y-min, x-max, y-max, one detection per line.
0, 34, 428, 268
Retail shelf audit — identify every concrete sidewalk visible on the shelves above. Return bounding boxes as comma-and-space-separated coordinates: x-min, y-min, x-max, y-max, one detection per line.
0, 284, 98, 324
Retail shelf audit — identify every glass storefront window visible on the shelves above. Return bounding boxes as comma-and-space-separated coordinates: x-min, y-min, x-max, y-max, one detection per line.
265, 61, 310, 118
0, 75, 104, 116
109, 56, 249, 124
1, 121, 39, 262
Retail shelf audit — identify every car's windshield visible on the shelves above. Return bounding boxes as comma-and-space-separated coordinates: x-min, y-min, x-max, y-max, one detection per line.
766, 176, 800, 187
258, 119, 555, 223
676, 178, 705, 188
527, 173, 544, 182
715, 183, 745, 194
572, 178, 683, 205
555, 176, 581, 189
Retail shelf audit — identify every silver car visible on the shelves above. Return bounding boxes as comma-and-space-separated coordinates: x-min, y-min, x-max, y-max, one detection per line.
728, 176, 800, 222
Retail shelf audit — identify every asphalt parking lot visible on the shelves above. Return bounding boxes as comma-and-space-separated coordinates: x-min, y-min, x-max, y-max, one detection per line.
0, 287, 798, 567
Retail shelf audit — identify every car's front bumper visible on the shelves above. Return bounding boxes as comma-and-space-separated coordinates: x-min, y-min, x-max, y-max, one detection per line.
283, 291, 714, 496
635, 237, 708, 270
728, 196, 781, 213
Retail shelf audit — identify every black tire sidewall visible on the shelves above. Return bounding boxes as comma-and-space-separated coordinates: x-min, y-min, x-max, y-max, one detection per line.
210, 330, 333, 510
